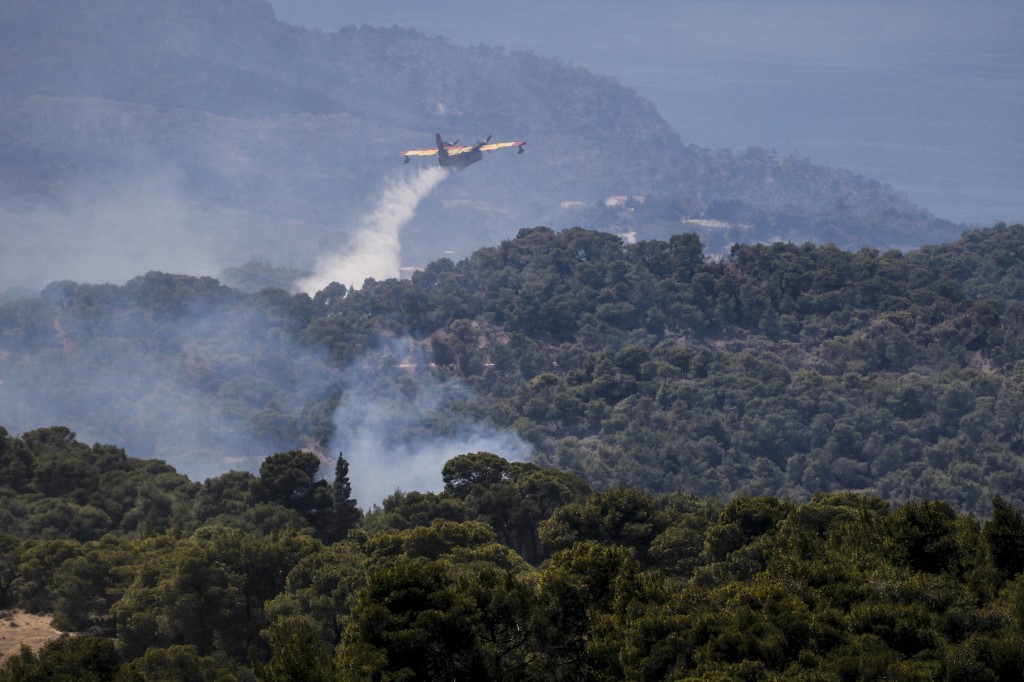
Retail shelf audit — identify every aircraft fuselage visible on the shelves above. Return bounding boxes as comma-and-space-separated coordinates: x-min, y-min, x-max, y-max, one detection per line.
439, 148, 482, 170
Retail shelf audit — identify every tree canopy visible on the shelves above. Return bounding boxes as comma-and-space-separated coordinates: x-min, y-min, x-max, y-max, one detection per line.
4, 223, 1024, 677
1, 440, 1023, 679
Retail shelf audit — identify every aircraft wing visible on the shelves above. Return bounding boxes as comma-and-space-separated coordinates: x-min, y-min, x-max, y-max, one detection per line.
478, 141, 526, 152
400, 147, 440, 157
443, 145, 476, 156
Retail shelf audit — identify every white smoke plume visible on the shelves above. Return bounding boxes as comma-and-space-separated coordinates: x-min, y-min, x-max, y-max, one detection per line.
328, 338, 531, 507
0, 283, 342, 482
297, 166, 449, 294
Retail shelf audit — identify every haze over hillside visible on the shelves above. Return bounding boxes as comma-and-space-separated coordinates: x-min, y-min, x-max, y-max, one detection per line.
274, 0, 1024, 226
3, 223, 1024, 512
3, 5, 1024, 675
1, 0, 957, 292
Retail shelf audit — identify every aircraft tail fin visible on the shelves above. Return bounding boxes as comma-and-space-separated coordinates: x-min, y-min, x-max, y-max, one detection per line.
435, 133, 445, 153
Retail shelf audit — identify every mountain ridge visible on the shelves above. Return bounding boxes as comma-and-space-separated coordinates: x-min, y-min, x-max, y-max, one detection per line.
1, 0, 958, 290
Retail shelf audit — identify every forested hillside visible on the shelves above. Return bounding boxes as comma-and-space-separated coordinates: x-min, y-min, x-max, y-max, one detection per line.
317, 223, 1024, 516
4, 224, 1024, 678
0, 274, 340, 478
2, 430, 1024, 680
3, 1, 1020, 676
3, 224, 1023, 516
0, 0, 956, 290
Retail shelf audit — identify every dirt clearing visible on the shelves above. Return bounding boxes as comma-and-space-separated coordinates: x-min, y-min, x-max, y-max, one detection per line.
0, 611, 62, 664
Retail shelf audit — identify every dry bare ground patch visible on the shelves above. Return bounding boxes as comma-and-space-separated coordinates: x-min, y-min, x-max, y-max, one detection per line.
0, 611, 62, 664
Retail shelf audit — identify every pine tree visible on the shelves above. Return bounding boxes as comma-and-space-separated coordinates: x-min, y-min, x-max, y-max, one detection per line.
330, 452, 362, 542
984, 496, 1024, 581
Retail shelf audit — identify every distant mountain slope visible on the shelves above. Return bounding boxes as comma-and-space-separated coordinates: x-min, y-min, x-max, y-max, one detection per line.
1, 0, 957, 289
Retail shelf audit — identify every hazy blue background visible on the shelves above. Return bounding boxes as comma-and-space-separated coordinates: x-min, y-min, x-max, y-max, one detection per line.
268, 0, 1023, 226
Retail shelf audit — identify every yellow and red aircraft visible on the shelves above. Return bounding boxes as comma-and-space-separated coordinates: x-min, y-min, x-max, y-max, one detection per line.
401, 133, 526, 170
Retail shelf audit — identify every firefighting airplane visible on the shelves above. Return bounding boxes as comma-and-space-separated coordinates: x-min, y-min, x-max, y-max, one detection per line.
401, 133, 526, 170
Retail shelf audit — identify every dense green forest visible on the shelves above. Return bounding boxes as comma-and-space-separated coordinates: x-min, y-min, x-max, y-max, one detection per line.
4, 223, 1023, 514
2, 223, 1024, 678
2, 431, 1024, 680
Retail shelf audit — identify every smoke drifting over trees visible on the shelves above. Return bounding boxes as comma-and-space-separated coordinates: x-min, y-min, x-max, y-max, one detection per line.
4, 223, 1024, 515
2, 2, 1024, 678
0, 274, 341, 480
0, 274, 528, 496
328, 338, 530, 505
1, 0, 1014, 515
